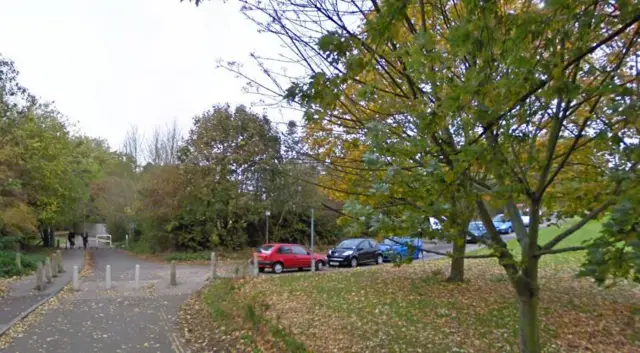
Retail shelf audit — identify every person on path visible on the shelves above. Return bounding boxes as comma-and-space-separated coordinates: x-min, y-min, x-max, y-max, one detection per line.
82, 231, 88, 250
68, 230, 75, 248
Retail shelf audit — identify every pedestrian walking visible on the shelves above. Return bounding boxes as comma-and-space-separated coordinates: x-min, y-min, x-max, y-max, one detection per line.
68, 230, 75, 248
82, 231, 88, 250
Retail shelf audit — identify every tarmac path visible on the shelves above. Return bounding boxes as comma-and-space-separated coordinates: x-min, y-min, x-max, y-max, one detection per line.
1, 248, 210, 353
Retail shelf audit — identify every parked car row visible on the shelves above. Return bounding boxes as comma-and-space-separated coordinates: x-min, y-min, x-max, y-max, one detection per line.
251, 237, 392, 274
468, 212, 531, 243
253, 212, 532, 274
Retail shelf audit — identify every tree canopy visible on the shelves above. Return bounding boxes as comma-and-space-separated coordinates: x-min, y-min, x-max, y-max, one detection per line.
0, 55, 123, 244
1, 54, 338, 253
215, 0, 639, 351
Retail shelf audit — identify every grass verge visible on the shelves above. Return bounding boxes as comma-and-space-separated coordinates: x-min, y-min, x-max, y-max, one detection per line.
179, 278, 310, 353
185, 222, 639, 353
471, 220, 603, 266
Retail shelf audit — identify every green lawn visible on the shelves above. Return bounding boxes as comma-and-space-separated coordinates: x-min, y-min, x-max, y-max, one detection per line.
185, 221, 639, 353
473, 220, 602, 266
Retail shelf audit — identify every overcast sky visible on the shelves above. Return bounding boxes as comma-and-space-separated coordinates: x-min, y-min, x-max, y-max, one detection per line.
0, 0, 295, 149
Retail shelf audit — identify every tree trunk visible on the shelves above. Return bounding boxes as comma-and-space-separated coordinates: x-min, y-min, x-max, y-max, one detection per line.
41, 227, 50, 248
447, 234, 466, 282
517, 292, 541, 353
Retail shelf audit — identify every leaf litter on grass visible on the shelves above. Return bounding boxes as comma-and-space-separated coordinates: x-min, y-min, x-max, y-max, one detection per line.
238, 258, 640, 353
178, 290, 254, 353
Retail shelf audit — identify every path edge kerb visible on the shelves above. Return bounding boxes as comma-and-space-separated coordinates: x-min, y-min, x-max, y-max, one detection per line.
0, 250, 89, 337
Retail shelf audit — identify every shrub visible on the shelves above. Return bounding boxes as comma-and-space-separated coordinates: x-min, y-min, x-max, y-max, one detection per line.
0, 250, 46, 278
164, 251, 210, 262
127, 241, 154, 254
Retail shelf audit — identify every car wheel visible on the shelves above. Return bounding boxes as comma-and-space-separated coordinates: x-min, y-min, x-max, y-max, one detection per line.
273, 262, 284, 274
258, 267, 265, 273
350, 257, 358, 268
315, 261, 324, 271
376, 254, 383, 265
417, 251, 424, 259
508, 226, 513, 233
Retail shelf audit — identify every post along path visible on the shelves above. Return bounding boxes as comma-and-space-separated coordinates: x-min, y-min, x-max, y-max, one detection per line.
1, 247, 211, 353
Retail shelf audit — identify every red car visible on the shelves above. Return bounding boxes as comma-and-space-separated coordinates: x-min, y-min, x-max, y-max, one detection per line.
252, 243, 327, 274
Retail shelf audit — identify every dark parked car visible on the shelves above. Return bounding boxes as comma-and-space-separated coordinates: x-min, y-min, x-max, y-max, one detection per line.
327, 238, 383, 268
467, 222, 488, 243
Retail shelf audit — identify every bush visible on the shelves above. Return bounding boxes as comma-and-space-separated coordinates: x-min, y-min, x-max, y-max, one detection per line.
0, 250, 48, 278
127, 240, 154, 255
127, 231, 174, 255
164, 251, 211, 262
0, 236, 20, 250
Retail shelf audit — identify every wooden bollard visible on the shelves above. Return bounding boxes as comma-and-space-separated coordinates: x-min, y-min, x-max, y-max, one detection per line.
72, 265, 79, 291
170, 261, 177, 286
210, 252, 216, 280
51, 255, 59, 278
106, 265, 112, 289
36, 262, 45, 290
57, 251, 65, 273
134, 264, 140, 289
44, 257, 52, 283
16, 252, 22, 272
253, 253, 259, 277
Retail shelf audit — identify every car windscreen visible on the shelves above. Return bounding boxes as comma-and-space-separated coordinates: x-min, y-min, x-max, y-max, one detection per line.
468, 223, 486, 234
258, 245, 274, 253
382, 239, 397, 245
337, 239, 361, 249
493, 215, 505, 222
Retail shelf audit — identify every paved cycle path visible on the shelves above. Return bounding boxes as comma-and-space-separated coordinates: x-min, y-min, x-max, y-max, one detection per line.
0, 249, 84, 336
2, 248, 210, 353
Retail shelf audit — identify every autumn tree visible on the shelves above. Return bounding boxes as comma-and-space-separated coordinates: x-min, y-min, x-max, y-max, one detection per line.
0, 57, 37, 240
176, 105, 280, 248
0, 55, 129, 246
186, 1, 640, 352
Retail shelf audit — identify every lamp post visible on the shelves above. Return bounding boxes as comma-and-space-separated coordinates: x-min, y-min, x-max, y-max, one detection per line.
310, 208, 315, 272
265, 210, 271, 244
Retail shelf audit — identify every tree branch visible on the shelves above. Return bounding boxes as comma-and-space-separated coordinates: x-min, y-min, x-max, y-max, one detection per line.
535, 245, 587, 257
470, 14, 640, 147
540, 201, 613, 251
321, 202, 356, 219
385, 237, 497, 259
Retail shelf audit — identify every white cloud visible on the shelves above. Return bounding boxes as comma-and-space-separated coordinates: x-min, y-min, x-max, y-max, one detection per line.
0, 0, 299, 149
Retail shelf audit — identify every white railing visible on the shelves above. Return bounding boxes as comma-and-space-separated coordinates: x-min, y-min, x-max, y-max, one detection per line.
95, 234, 113, 248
